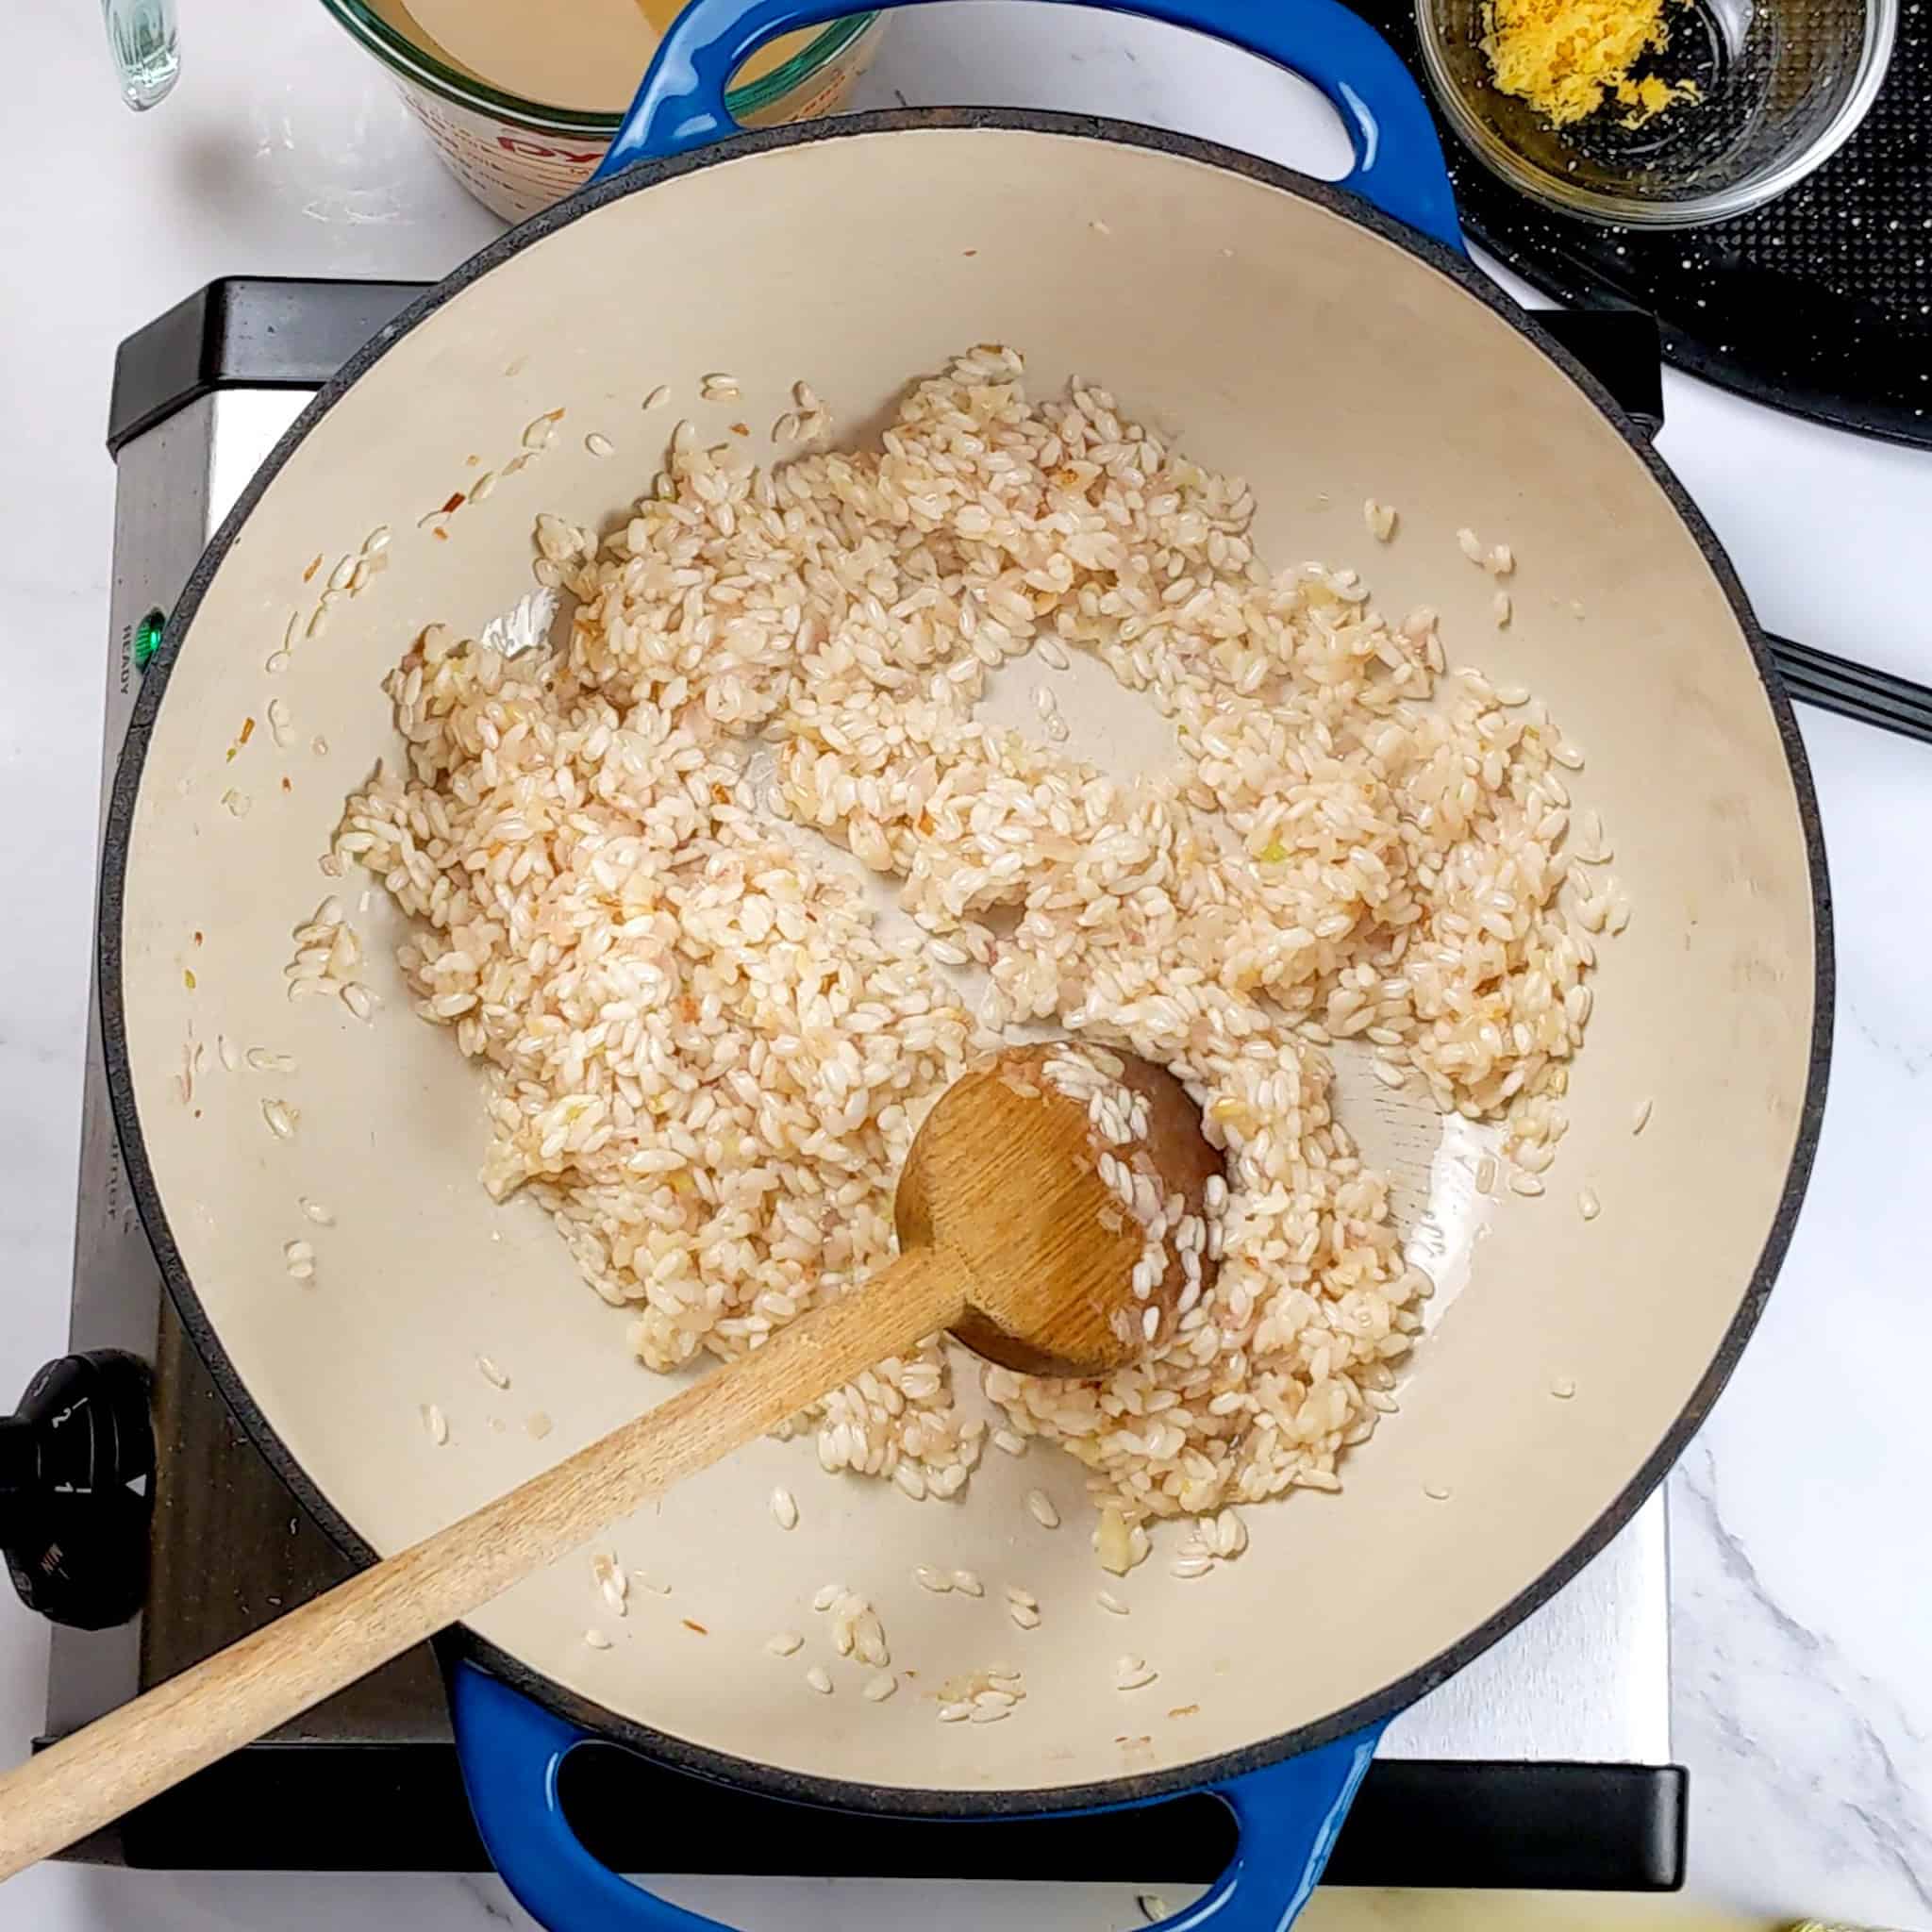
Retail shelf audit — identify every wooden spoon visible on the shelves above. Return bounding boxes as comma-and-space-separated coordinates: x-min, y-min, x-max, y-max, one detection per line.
0, 1042, 1221, 1878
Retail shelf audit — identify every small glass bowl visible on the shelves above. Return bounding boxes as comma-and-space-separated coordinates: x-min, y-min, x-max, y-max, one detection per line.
1415, 0, 1896, 225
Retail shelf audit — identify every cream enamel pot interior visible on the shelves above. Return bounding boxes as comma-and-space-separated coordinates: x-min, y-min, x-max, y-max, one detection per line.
101, 0, 1829, 1923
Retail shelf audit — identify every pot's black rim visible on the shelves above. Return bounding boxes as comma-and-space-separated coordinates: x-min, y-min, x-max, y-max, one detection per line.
100, 105, 1833, 1824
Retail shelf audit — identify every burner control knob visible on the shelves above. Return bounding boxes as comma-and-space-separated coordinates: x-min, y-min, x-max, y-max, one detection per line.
0, 1351, 154, 1629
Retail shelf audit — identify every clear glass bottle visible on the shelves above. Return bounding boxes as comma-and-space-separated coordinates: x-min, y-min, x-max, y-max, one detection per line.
100, 0, 180, 111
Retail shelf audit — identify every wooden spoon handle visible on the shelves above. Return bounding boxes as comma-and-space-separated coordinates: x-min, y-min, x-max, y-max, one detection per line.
0, 1245, 963, 1880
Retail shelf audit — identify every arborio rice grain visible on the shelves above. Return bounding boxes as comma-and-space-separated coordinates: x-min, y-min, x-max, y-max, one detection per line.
335, 346, 1603, 1539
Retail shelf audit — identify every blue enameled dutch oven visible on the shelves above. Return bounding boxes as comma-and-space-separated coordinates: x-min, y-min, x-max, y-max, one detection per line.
96, 0, 1828, 1924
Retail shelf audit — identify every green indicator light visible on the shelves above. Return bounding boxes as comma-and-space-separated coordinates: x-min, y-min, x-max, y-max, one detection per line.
134, 608, 166, 673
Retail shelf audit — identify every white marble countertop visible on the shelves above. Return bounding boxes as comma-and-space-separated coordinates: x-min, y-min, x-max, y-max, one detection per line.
2, 3, 1928, 1927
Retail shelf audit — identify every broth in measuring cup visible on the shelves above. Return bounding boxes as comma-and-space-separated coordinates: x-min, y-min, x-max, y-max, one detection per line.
375, 0, 816, 112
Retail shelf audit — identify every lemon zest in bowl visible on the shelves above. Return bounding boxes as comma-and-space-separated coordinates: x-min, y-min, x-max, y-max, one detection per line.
1480, 0, 1702, 127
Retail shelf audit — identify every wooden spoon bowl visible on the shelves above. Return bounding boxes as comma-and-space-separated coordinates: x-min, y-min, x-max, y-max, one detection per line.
900, 1043, 1224, 1376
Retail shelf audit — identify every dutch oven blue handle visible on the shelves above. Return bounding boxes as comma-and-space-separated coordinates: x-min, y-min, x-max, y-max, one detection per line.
591, 0, 1463, 252
452, 1658, 1386, 1931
